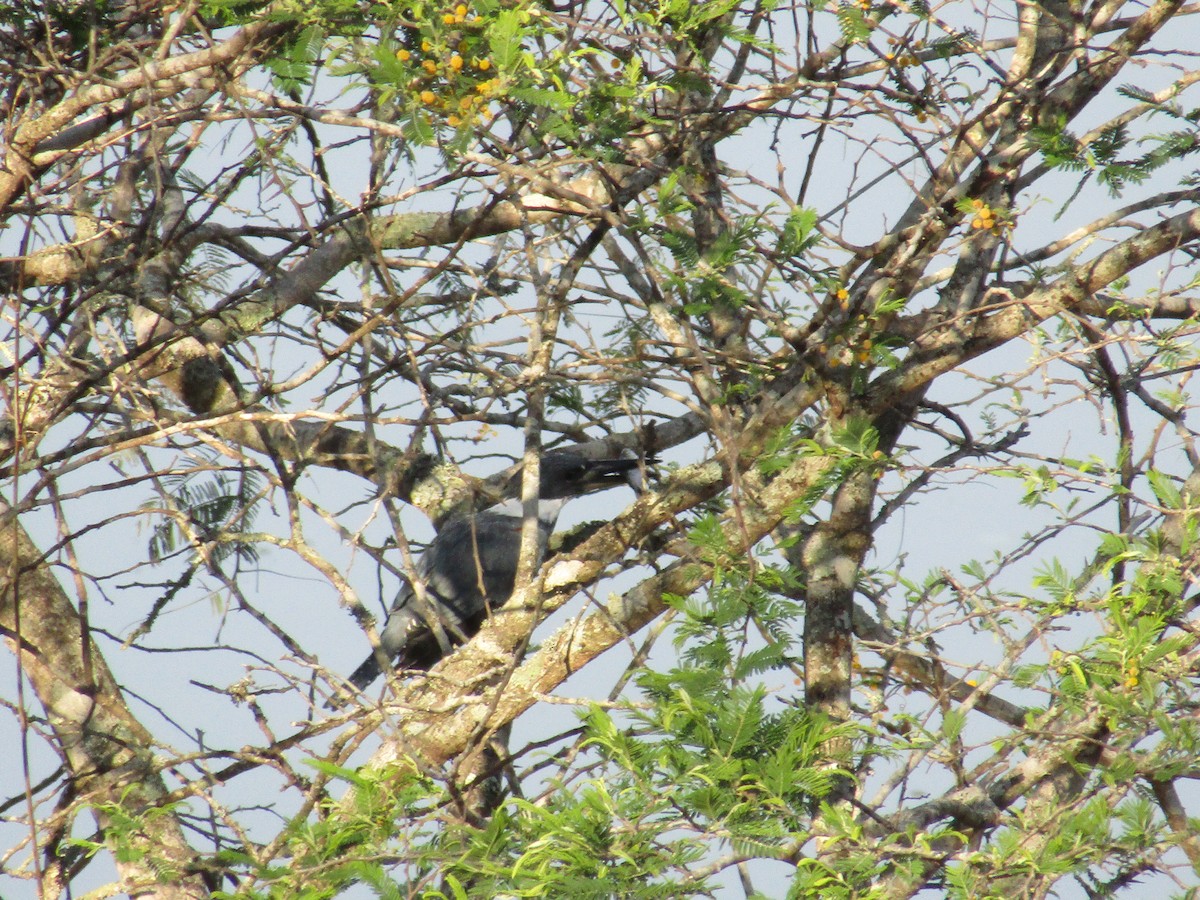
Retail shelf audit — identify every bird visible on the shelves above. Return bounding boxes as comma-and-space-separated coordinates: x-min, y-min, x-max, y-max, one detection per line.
338, 448, 647, 698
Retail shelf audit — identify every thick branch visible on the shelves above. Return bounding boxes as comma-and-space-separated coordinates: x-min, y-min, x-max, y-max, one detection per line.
882, 204, 1200, 404
0, 508, 208, 899
0, 20, 288, 215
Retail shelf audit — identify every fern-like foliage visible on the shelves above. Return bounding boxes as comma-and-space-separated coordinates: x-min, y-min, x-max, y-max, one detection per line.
144, 454, 263, 566
1033, 93, 1200, 198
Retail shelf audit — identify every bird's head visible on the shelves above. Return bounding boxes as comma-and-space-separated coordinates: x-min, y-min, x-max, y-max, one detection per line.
536, 447, 652, 500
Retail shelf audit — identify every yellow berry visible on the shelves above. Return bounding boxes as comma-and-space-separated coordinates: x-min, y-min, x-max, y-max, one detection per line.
396, 48, 411, 61
460, 95, 474, 110
447, 114, 462, 126
442, 13, 456, 24
455, 3, 467, 14
420, 90, 437, 105
421, 39, 432, 52
422, 59, 437, 73
450, 54, 464, 70
476, 57, 491, 71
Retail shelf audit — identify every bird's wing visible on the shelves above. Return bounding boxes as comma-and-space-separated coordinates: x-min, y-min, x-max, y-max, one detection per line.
347, 513, 550, 688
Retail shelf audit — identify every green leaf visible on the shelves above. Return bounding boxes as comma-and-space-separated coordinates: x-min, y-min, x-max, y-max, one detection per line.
489, 8, 527, 69
831, 418, 878, 456
1148, 469, 1183, 509
777, 206, 820, 258
508, 86, 577, 110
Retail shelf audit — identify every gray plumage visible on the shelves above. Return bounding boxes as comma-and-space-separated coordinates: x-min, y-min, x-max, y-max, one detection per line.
343, 450, 645, 693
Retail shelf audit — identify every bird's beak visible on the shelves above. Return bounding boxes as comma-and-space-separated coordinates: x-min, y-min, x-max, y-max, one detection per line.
620, 447, 646, 494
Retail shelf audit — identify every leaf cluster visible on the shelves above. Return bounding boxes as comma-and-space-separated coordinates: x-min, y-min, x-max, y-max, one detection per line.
141, 456, 264, 566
